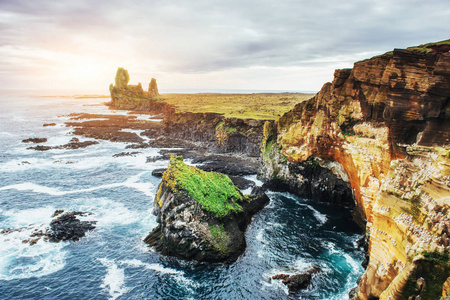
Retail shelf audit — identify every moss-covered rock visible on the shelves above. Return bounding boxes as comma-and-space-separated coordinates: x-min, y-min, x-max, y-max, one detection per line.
144, 156, 269, 262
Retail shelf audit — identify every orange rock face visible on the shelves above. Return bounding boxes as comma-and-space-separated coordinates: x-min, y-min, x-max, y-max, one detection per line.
263, 43, 450, 299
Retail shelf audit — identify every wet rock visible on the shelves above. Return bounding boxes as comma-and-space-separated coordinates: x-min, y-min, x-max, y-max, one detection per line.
269, 267, 320, 292
43, 123, 57, 127
27, 145, 52, 151
113, 151, 142, 158
1, 211, 96, 245
46, 211, 96, 242
146, 156, 163, 163
348, 286, 358, 299
52, 210, 65, 217
151, 168, 166, 177
125, 142, 151, 149
228, 176, 255, 190
22, 137, 48, 143
26, 137, 99, 151
59, 138, 99, 150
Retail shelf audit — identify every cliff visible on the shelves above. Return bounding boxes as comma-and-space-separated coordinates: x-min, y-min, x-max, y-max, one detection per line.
160, 112, 267, 157
109, 67, 173, 113
261, 40, 450, 299
144, 156, 269, 262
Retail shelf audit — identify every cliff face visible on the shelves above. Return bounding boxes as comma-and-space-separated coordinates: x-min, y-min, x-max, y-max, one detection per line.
161, 111, 267, 157
262, 42, 450, 299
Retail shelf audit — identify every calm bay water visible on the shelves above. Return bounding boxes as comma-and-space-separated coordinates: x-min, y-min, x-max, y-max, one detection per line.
0, 90, 363, 299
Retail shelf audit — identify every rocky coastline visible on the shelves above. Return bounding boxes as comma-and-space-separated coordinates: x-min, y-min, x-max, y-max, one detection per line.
260, 42, 450, 299
24, 41, 450, 298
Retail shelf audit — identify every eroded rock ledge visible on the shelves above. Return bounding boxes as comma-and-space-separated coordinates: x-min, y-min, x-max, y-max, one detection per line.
144, 156, 269, 263
261, 41, 450, 299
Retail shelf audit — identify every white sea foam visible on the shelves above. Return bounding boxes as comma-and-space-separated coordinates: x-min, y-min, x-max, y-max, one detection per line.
0, 131, 14, 136
255, 230, 264, 242
99, 258, 129, 300
326, 241, 339, 254
73, 198, 142, 227
120, 259, 182, 274
343, 253, 361, 273
0, 207, 67, 280
243, 174, 264, 187
241, 187, 252, 195
0, 171, 154, 197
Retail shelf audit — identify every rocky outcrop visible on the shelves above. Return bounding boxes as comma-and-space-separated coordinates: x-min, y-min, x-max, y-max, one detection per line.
46, 211, 96, 242
261, 40, 450, 299
148, 78, 159, 97
0, 211, 96, 245
269, 266, 320, 293
158, 111, 267, 157
109, 67, 173, 114
26, 137, 99, 151
144, 156, 269, 263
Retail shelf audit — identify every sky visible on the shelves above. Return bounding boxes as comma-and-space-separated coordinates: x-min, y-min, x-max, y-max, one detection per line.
0, 0, 448, 93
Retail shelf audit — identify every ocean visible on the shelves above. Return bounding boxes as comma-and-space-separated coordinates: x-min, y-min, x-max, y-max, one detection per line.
0, 90, 364, 299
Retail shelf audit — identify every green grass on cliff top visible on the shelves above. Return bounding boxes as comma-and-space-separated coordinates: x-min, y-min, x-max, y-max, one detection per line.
164, 156, 243, 217
162, 93, 313, 120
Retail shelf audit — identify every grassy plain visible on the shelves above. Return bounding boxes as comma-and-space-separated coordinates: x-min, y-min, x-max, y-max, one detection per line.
162, 93, 314, 120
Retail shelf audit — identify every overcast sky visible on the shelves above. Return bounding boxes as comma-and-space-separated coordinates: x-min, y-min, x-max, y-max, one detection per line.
0, 0, 448, 92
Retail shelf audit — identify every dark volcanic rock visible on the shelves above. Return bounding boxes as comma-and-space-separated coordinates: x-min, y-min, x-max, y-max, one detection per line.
113, 151, 142, 158
144, 156, 269, 263
22, 138, 48, 143
27, 145, 52, 151
27, 137, 99, 151
1, 211, 96, 245
60, 138, 99, 149
270, 267, 320, 293
151, 168, 166, 177
228, 176, 255, 190
125, 142, 151, 149
46, 211, 96, 242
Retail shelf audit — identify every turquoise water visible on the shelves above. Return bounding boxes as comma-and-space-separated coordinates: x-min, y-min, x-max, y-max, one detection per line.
0, 90, 363, 299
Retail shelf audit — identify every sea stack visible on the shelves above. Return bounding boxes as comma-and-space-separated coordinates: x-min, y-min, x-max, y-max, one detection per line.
109, 67, 173, 113
144, 155, 269, 263
148, 78, 159, 97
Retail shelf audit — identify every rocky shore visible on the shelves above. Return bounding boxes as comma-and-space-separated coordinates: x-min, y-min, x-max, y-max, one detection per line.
24, 41, 449, 298
0, 210, 96, 245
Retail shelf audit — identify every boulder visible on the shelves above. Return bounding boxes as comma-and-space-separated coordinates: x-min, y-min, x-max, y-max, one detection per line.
46, 211, 96, 242
269, 266, 320, 292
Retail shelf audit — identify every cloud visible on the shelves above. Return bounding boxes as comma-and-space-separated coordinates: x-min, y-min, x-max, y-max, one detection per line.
0, 0, 448, 91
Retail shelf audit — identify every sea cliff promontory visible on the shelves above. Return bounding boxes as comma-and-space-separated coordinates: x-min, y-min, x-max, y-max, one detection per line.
261, 40, 450, 299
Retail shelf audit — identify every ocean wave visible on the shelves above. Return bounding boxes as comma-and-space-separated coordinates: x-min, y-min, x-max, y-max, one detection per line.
98, 258, 129, 300
0, 171, 154, 197
120, 259, 182, 275
0, 208, 67, 281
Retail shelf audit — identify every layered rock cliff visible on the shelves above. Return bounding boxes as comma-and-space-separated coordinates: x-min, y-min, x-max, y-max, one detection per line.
261, 41, 450, 299
144, 156, 268, 262
159, 112, 267, 157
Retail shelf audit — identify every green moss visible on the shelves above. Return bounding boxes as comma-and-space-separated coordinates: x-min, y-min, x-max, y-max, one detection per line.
402, 250, 450, 299
163, 156, 243, 218
209, 224, 229, 253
